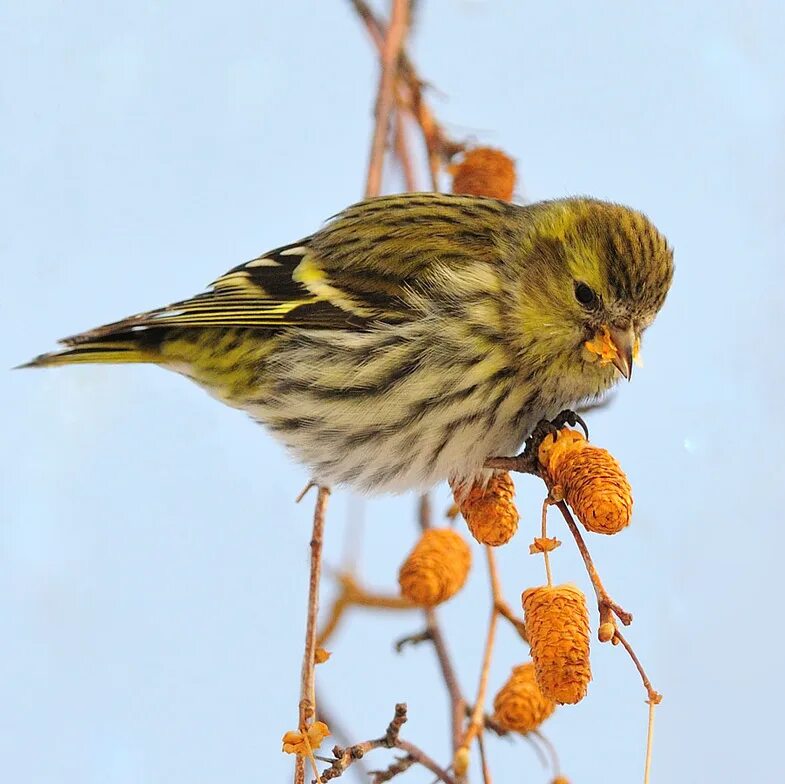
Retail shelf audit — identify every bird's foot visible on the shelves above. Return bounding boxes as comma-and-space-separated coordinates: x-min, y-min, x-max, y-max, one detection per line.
515, 410, 589, 470
549, 409, 589, 439
487, 410, 590, 476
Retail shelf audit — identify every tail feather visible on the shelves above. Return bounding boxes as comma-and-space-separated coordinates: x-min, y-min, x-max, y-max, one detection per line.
19, 330, 164, 369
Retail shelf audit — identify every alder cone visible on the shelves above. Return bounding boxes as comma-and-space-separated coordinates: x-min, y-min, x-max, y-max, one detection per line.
451, 147, 516, 201
522, 584, 592, 704
538, 429, 632, 535
398, 528, 471, 606
492, 661, 556, 733
452, 472, 519, 546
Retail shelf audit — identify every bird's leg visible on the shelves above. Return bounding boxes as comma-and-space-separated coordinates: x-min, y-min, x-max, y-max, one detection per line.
495, 419, 560, 476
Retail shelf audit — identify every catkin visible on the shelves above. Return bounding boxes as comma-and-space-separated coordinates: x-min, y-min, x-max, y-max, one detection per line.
451, 147, 516, 201
451, 472, 519, 546
398, 528, 471, 606
492, 662, 556, 733
538, 428, 632, 535
522, 584, 592, 704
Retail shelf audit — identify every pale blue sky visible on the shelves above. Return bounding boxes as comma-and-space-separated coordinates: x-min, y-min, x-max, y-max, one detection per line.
3, 1, 784, 782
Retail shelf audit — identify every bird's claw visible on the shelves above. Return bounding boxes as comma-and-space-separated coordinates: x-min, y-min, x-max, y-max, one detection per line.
550, 409, 589, 439
516, 410, 589, 470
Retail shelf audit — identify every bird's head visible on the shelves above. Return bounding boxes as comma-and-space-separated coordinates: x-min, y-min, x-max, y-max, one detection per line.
508, 198, 674, 383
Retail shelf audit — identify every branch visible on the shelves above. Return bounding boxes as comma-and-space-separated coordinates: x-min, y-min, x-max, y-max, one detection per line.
425, 608, 466, 751
316, 695, 370, 783
495, 599, 528, 642
554, 501, 632, 626
294, 486, 331, 784
351, 0, 464, 191
394, 109, 419, 191
369, 754, 415, 783
364, 0, 410, 198
320, 703, 407, 781
396, 738, 456, 783
456, 548, 502, 774
320, 704, 456, 784
477, 731, 492, 784
317, 573, 416, 649
611, 629, 662, 706
394, 628, 432, 652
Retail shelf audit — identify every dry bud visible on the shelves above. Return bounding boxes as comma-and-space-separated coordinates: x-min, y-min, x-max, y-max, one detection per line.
453, 747, 470, 776
492, 661, 556, 733
398, 528, 471, 606
598, 622, 616, 643
281, 721, 331, 755
451, 472, 519, 546
522, 584, 592, 704
538, 428, 632, 535
450, 147, 516, 201
529, 536, 561, 554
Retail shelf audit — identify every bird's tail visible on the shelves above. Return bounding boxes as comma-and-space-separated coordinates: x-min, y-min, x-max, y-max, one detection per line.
19, 328, 165, 369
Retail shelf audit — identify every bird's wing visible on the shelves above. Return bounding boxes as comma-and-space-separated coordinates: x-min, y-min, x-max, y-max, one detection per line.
61, 193, 511, 345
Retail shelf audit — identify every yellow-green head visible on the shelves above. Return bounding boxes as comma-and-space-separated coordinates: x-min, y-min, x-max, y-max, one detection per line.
507, 197, 673, 383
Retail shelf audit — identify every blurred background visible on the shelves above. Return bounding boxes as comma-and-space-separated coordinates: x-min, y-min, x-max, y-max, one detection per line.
3, 1, 784, 781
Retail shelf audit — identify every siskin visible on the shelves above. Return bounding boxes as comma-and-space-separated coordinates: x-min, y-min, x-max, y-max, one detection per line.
24, 193, 673, 493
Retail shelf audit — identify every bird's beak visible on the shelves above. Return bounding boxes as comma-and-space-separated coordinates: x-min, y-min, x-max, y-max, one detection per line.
608, 325, 635, 381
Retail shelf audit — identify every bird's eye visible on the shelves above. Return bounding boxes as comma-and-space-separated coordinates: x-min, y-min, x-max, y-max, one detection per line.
574, 282, 598, 308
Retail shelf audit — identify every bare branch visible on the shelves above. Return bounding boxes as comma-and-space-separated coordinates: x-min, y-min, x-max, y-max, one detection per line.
364, 0, 410, 198
456, 548, 502, 777
369, 754, 415, 783
294, 486, 331, 784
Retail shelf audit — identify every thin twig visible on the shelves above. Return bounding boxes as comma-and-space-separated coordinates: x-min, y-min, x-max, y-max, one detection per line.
370, 754, 416, 783
394, 629, 432, 652
612, 628, 662, 705
477, 732, 492, 784
351, 0, 464, 191
418, 492, 432, 530
458, 548, 502, 766
350, 0, 385, 50
484, 454, 540, 475
394, 109, 419, 191
294, 486, 330, 784
531, 730, 560, 778
317, 573, 416, 648
395, 739, 456, 784
320, 703, 407, 781
320, 704, 455, 784
364, 0, 410, 198
296, 480, 319, 503
417, 486, 464, 751
644, 697, 657, 784
425, 608, 466, 751
464, 705, 508, 741
540, 498, 553, 586
495, 599, 528, 642
554, 501, 632, 626
316, 695, 371, 783
557, 496, 663, 784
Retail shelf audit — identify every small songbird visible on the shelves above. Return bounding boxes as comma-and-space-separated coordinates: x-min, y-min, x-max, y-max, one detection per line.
24, 193, 673, 493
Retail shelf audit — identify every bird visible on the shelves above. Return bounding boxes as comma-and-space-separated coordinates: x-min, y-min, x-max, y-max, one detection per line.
23, 192, 673, 493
